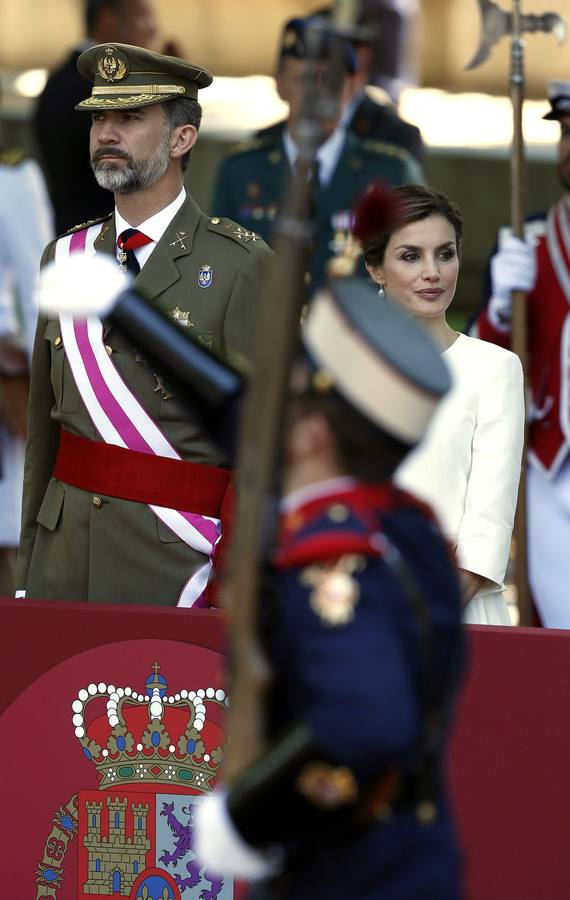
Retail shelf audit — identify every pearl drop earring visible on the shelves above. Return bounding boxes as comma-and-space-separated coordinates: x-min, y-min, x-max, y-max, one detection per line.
377, 283, 386, 298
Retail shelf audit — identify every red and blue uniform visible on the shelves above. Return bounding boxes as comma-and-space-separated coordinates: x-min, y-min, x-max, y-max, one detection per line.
234, 480, 465, 900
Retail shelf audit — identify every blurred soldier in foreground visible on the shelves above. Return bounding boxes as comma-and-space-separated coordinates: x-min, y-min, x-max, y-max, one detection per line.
473, 80, 570, 628
196, 278, 465, 899
0, 138, 53, 595
212, 16, 421, 292
17, 44, 272, 606
34, 0, 159, 233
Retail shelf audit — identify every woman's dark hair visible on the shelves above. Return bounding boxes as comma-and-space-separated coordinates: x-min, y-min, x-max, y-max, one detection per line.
288, 388, 410, 484
360, 184, 464, 269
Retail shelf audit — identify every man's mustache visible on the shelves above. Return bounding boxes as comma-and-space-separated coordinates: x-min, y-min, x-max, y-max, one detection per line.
92, 147, 131, 164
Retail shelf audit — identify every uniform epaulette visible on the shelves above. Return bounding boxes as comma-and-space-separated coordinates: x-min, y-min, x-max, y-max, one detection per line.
276, 500, 386, 570
63, 212, 113, 236
207, 216, 266, 250
227, 136, 273, 156
0, 147, 28, 167
362, 139, 413, 162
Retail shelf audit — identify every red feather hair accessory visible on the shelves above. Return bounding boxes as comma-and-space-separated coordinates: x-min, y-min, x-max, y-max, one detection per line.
351, 181, 404, 247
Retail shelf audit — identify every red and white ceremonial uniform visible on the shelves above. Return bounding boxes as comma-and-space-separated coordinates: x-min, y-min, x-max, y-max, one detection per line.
476, 202, 570, 626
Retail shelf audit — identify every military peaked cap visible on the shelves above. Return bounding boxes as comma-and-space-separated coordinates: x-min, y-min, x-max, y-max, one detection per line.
302, 277, 451, 446
543, 80, 570, 121
279, 16, 356, 74
76, 43, 212, 111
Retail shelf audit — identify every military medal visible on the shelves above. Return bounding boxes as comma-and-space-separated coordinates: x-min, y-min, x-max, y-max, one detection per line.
300, 555, 364, 626
117, 249, 128, 272
170, 307, 193, 327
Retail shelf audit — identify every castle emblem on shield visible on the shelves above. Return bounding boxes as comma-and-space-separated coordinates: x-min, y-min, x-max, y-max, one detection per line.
35, 662, 233, 899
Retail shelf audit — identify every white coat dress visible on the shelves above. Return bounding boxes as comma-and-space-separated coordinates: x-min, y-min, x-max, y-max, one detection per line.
396, 333, 525, 625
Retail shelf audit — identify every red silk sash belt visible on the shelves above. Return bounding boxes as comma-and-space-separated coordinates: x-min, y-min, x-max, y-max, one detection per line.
54, 429, 231, 515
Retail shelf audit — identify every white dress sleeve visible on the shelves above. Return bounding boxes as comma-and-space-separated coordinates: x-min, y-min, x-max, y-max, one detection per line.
0, 160, 53, 355
455, 349, 524, 588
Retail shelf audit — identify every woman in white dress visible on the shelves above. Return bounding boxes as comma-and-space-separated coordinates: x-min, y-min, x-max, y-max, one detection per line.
359, 184, 524, 624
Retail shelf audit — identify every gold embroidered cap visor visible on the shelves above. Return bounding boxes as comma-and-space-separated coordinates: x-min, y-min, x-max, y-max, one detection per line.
75, 42, 213, 111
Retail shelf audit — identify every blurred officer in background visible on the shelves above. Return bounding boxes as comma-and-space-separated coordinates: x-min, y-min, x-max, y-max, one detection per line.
34, 0, 159, 234
212, 15, 422, 293
258, 6, 424, 165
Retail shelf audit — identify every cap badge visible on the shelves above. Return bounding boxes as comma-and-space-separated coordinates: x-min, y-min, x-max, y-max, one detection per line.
283, 28, 298, 49
97, 47, 128, 82
198, 264, 213, 289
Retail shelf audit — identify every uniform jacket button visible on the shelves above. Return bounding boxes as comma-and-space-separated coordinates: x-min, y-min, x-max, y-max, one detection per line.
105, 344, 113, 356
92, 496, 103, 508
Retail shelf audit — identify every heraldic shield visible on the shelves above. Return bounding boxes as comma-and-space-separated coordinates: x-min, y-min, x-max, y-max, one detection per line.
34, 658, 235, 900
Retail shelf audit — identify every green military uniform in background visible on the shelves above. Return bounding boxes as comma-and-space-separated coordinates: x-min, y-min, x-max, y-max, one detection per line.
17, 199, 272, 604
212, 130, 422, 290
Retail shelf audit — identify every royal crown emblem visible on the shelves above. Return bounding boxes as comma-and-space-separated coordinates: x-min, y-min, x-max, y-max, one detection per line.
97, 46, 128, 82
71, 660, 227, 792
35, 661, 233, 900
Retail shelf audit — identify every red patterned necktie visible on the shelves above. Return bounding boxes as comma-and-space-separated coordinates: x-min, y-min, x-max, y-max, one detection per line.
117, 228, 153, 276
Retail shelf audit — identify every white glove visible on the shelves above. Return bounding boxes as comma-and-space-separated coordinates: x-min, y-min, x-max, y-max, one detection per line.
488, 235, 537, 330
194, 790, 281, 881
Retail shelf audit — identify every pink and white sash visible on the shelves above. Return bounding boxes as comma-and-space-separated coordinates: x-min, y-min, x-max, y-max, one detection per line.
54, 223, 219, 606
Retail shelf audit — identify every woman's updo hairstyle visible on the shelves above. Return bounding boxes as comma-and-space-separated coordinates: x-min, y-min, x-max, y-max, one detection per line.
353, 183, 464, 269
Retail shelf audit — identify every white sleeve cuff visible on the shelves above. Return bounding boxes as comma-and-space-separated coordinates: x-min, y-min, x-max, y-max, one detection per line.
487, 296, 513, 332
194, 790, 281, 881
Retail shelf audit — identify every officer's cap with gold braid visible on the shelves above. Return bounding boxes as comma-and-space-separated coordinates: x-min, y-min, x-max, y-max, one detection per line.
75, 43, 212, 111
302, 277, 451, 447
543, 80, 570, 120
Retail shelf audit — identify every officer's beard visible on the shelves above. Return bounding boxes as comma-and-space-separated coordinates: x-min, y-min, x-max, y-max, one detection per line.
91, 129, 172, 194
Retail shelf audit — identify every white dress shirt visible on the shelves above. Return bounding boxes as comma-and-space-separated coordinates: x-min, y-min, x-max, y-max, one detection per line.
282, 127, 346, 187
114, 187, 186, 271
396, 333, 524, 623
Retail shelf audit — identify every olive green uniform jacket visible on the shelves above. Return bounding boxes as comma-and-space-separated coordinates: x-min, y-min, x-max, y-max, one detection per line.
212, 131, 423, 291
16, 193, 273, 605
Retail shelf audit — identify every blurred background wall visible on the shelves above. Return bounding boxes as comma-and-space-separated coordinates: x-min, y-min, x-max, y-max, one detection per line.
1, 0, 568, 322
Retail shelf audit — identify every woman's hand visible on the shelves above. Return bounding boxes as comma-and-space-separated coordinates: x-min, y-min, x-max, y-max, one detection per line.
458, 568, 486, 606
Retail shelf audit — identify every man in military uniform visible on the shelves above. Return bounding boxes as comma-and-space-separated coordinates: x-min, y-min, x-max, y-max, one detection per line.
211, 17, 422, 292
17, 44, 273, 607
196, 278, 465, 899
